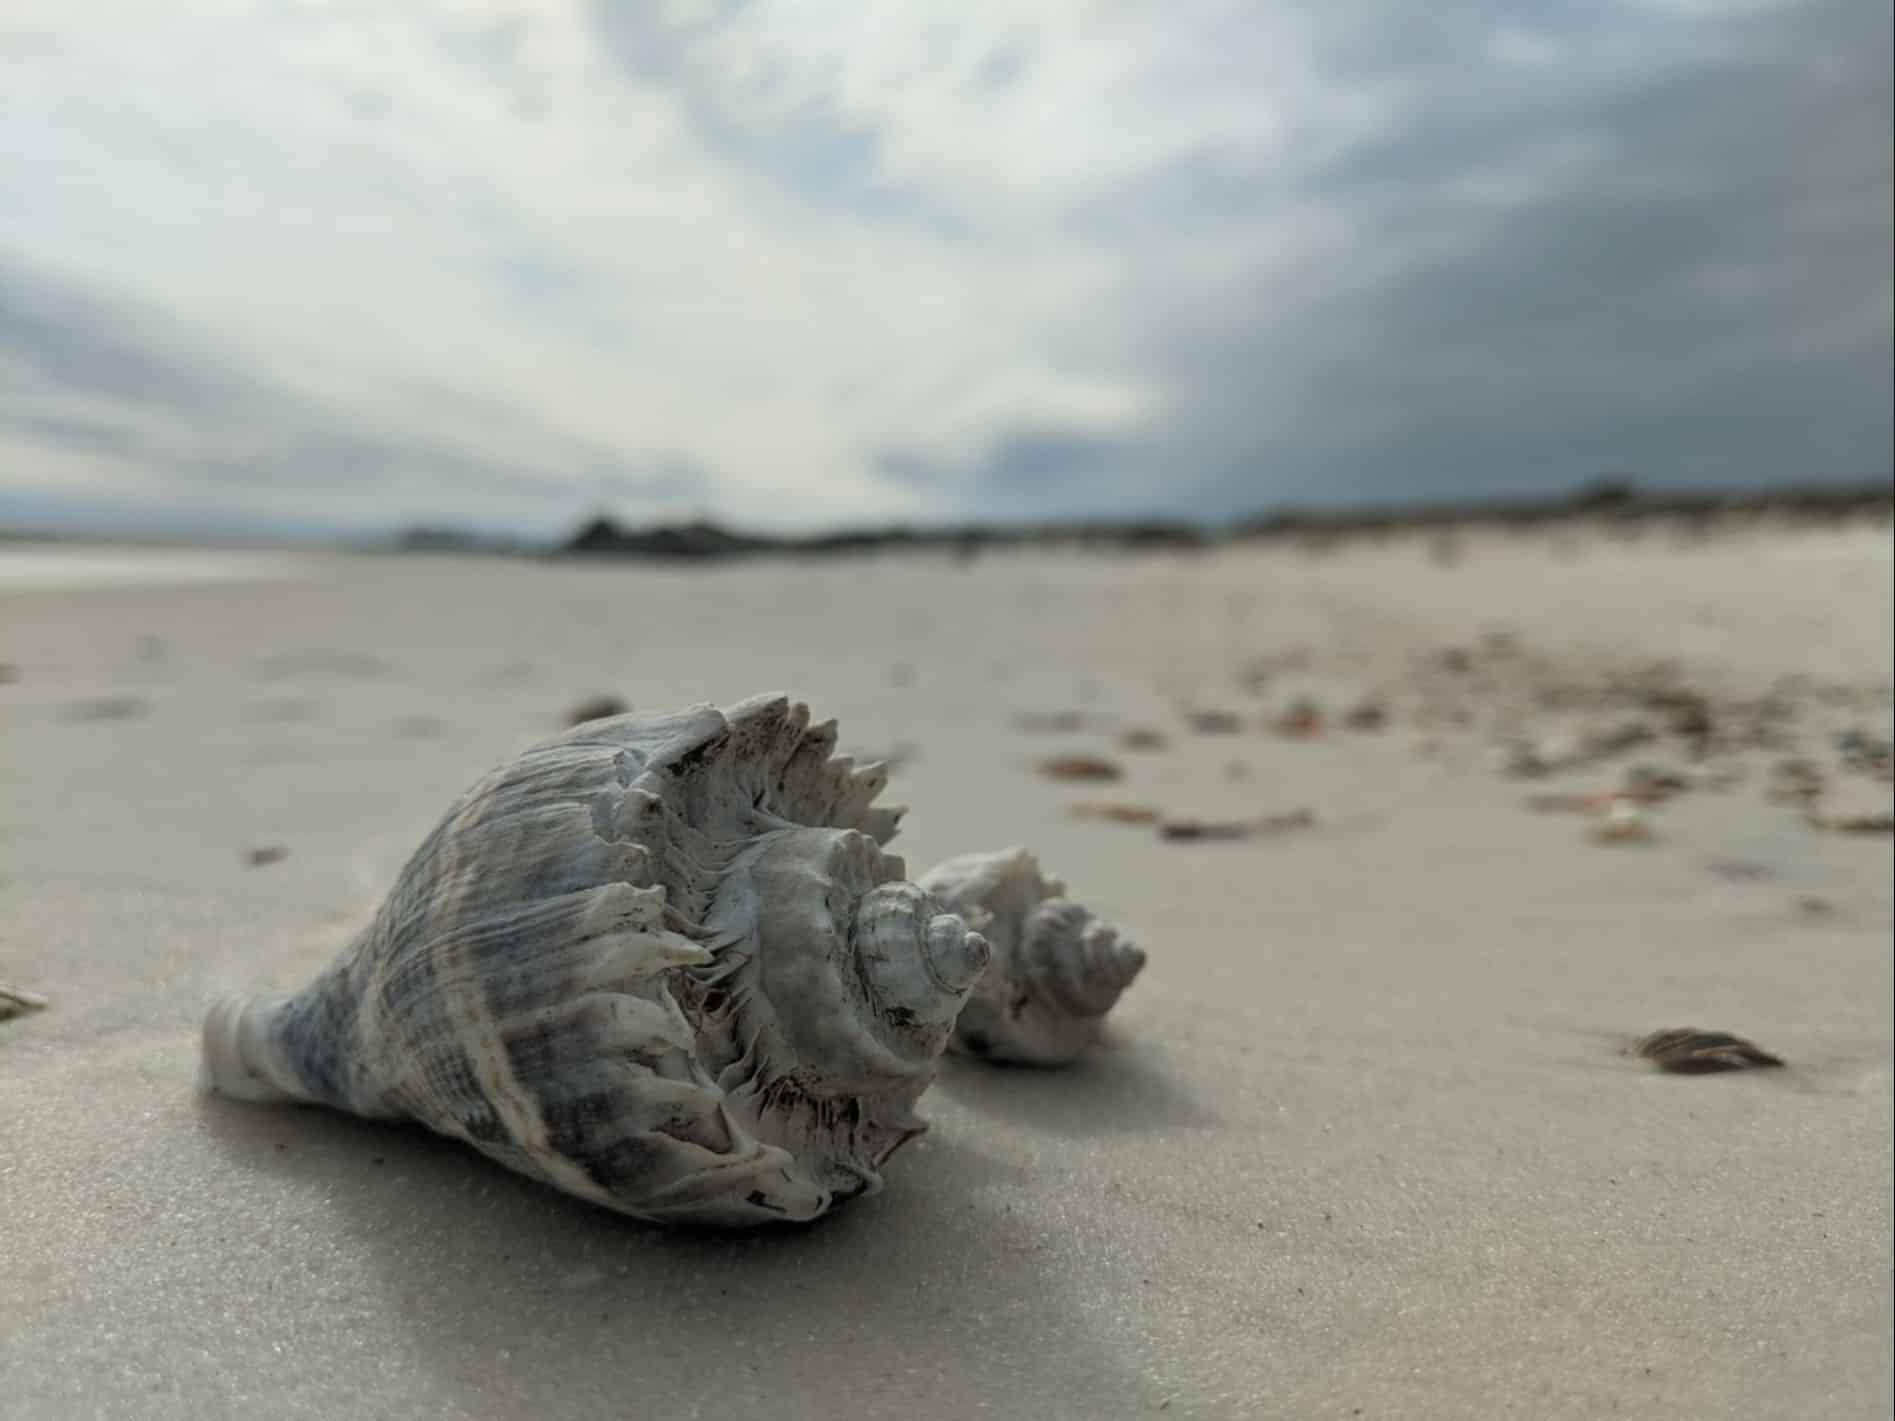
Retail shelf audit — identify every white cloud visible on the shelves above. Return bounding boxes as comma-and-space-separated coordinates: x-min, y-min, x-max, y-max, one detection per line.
0, 0, 1886, 537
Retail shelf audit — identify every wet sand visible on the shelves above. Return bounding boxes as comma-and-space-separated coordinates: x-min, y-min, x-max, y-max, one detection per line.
1, 525, 1890, 1419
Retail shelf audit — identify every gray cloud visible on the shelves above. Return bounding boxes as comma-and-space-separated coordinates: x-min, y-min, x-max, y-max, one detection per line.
0, 0, 1887, 538
0, 252, 711, 533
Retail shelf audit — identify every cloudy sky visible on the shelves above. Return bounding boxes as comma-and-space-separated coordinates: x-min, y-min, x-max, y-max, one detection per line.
1, 0, 1888, 540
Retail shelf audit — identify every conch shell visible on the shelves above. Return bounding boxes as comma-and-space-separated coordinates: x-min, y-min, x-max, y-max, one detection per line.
201, 696, 990, 1227
919, 848, 1145, 1066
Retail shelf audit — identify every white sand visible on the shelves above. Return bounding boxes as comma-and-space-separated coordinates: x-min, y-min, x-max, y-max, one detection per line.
1, 526, 1890, 1419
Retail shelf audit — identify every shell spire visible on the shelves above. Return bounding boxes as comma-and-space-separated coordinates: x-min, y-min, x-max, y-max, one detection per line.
918, 847, 1147, 1066
201, 695, 989, 1227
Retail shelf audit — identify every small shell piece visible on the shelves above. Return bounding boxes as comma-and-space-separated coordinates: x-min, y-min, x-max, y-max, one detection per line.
201, 695, 991, 1227
919, 848, 1145, 1066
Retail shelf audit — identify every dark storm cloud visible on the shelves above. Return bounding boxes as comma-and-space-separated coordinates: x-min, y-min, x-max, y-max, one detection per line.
1146, 0, 1893, 515
872, 0, 1890, 521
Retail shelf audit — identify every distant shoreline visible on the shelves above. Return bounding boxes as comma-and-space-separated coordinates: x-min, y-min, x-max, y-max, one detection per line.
3, 478, 1888, 560
547, 479, 1893, 563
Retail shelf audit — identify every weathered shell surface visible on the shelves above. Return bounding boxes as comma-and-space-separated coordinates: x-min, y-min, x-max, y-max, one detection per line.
201, 695, 990, 1227
918, 847, 1145, 1065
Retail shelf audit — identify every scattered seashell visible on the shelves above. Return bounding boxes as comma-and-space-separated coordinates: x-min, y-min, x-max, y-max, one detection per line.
1037, 754, 1124, 783
1633, 1027, 1785, 1073
60, 696, 150, 723
1159, 818, 1255, 843
244, 845, 290, 868
1271, 699, 1325, 739
1182, 708, 1244, 735
563, 694, 631, 727
1119, 727, 1168, 752
919, 848, 1144, 1066
0, 984, 49, 1021
1069, 801, 1161, 825
201, 696, 994, 1227
1160, 808, 1314, 843
1587, 801, 1654, 844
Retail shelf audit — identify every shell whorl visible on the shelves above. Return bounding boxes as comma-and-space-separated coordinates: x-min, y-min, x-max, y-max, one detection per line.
918, 847, 1147, 1066
200, 695, 988, 1226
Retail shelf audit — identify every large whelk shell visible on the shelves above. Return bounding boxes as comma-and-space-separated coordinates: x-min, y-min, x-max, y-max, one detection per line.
918, 847, 1146, 1066
201, 695, 990, 1227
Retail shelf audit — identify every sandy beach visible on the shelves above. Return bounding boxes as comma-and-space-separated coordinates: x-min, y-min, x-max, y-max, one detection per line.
2, 523, 1890, 1420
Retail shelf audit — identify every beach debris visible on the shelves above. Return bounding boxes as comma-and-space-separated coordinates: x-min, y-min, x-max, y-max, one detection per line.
921, 847, 1145, 1066
244, 845, 290, 868
1633, 1027, 1785, 1073
1070, 801, 1162, 825
1011, 710, 1089, 734
59, 696, 151, 723
0, 985, 49, 1021
1159, 818, 1256, 842
1342, 699, 1388, 732
1119, 727, 1169, 752
203, 695, 1034, 1227
1160, 808, 1315, 843
563, 694, 631, 727
1182, 708, 1245, 735
1037, 753, 1125, 782
1587, 801, 1654, 844
1271, 698, 1325, 739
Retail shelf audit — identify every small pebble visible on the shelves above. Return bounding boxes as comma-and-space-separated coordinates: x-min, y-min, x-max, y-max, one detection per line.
1037, 754, 1124, 783
1069, 801, 1161, 825
1272, 699, 1325, 739
244, 845, 291, 868
1634, 1027, 1784, 1073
